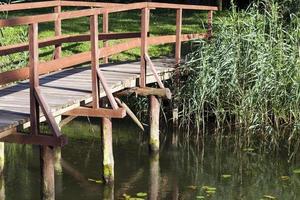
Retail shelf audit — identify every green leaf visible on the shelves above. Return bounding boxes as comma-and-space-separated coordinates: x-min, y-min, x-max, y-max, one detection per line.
293, 169, 300, 174
187, 185, 197, 190
263, 195, 276, 199
196, 195, 205, 199
136, 192, 147, 197
87, 178, 103, 184
221, 174, 232, 179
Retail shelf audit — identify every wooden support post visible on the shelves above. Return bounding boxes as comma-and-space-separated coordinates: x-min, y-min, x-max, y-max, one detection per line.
175, 8, 182, 65
0, 143, 4, 174
40, 146, 55, 200
102, 117, 114, 183
103, 11, 109, 64
29, 23, 40, 135
218, 0, 222, 11
90, 14, 100, 109
54, 1, 62, 59
140, 7, 149, 87
149, 95, 160, 153
149, 153, 160, 200
54, 116, 62, 174
207, 10, 213, 39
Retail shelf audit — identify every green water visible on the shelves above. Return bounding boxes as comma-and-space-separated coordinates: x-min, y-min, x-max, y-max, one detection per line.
2, 118, 300, 200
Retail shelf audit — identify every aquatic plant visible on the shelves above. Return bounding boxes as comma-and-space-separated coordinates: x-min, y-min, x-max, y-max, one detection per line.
177, 0, 300, 149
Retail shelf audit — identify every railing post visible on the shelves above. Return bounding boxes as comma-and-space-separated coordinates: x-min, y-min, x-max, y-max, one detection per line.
140, 7, 149, 88
54, 0, 62, 59
29, 23, 40, 136
103, 11, 109, 64
207, 10, 213, 39
90, 14, 100, 109
175, 8, 182, 65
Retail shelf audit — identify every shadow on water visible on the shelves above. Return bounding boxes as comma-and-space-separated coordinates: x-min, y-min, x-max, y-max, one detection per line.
1, 118, 300, 200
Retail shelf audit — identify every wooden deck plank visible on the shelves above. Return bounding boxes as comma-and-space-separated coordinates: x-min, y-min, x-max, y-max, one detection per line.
0, 58, 175, 134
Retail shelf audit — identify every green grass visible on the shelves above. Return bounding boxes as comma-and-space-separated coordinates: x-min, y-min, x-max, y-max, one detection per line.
0, 8, 209, 72
177, 0, 300, 151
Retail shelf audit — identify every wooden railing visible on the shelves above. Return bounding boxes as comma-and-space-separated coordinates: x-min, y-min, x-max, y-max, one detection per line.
0, 1, 217, 143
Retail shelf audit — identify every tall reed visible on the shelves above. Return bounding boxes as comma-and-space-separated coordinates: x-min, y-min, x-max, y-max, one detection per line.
177, 1, 300, 148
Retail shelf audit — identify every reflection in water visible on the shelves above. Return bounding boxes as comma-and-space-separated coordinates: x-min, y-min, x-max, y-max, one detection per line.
0, 118, 299, 200
149, 153, 160, 200
0, 174, 4, 200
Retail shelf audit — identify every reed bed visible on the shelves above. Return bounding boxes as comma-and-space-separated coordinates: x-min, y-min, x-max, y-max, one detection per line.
177, 1, 300, 150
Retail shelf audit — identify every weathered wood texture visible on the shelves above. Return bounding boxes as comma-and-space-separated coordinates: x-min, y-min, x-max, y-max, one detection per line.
0, 59, 175, 136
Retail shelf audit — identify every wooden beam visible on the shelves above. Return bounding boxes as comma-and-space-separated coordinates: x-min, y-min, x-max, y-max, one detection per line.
34, 87, 62, 137
0, 1, 59, 12
115, 98, 144, 131
145, 53, 165, 89
0, 34, 206, 85
140, 7, 149, 87
207, 10, 213, 38
147, 2, 218, 11
0, 133, 68, 147
103, 11, 109, 64
40, 146, 55, 200
116, 87, 172, 100
63, 107, 126, 118
0, 127, 17, 139
96, 68, 119, 110
149, 95, 160, 152
0, 32, 143, 56
90, 14, 100, 109
54, 3, 62, 59
29, 23, 40, 136
60, 1, 123, 8
175, 8, 182, 65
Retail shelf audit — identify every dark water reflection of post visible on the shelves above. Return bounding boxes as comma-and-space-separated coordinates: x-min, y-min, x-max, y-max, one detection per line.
103, 184, 114, 200
0, 174, 5, 200
149, 153, 160, 200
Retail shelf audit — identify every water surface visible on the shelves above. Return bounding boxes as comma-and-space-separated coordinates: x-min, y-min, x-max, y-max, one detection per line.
2, 118, 300, 200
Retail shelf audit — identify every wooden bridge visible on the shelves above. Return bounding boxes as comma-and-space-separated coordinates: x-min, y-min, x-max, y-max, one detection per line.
0, 1, 217, 199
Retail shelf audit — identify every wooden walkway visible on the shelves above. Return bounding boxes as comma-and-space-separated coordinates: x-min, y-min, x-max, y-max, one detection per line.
0, 58, 175, 134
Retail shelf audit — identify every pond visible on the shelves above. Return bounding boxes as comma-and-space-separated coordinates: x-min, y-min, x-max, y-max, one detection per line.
2, 118, 300, 200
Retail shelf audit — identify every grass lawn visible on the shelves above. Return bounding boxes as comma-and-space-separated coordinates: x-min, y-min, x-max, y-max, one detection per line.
0, 7, 211, 72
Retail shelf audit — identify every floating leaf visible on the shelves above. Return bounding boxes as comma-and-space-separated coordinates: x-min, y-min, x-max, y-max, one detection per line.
202, 186, 216, 191
129, 198, 144, 200
196, 195, 205, 199
123, 193, 131, 200
187, 185, 197, 190
280, 176, 290, 181
206, 190, 216, 194
136, 192, 147, 197
263, 195, 276, 199
221, 174, 232, 179
293, 169, 300, 174
88, 178, 103, 184
243, 148, 255, 152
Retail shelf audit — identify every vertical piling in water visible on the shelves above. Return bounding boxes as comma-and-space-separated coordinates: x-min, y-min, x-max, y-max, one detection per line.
54, 116, 62, 174
149, 153, 160, 200
40, 146, 55, 200
102, 117, 114, 183
149, 95, 160, 153
0, 142, 4, 174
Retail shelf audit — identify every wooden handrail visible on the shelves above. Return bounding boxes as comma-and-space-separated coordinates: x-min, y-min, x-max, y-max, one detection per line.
0, 2, 217, 27
0, 32, 143, 56
0, 33, 206, 85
